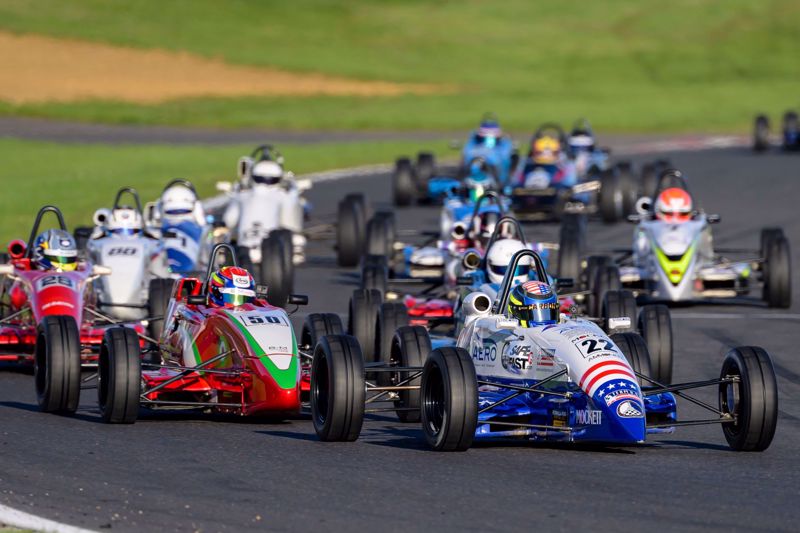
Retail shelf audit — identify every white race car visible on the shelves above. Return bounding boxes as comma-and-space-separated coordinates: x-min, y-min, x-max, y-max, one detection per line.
614, 170, 791, 307
86, 188, 168, 325
216, 145, 310, 307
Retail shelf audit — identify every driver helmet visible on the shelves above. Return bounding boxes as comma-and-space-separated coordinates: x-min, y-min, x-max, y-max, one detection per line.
531, 135, 562, 165
507, 280, 559, 327
474, 114, 502, 148
250, 160, 283, 186
485, 238, 530, 285
107, 207, 143, 236
207, 266, 256, 308
160, 181, 198, 217
33, 229, 78, 272
655, 187, 693, 223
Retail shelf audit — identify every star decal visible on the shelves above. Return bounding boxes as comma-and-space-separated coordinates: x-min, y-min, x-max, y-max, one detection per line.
607, 383, 616, 390
597, 388, 605, 395
618, 381, 627, 388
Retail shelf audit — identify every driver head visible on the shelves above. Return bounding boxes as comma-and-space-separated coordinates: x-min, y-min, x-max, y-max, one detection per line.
251, 160, 283, 186
486, 238, 529, 285
33, 229, 78, 272
161, 182, 198, 217
507, 280, 559, 326
207, 266, 256, 308
107, 207, 143, 236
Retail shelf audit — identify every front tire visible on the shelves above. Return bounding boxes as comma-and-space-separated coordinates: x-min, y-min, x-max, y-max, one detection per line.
609, 332, 652, 388
386, 326, 430, 422
260, 235, 291, 308
35, 315, 81, 414
147, 278, 174, 341
601, 289, 637, 333
348, 289, 382, 363
393, 157, 416, 207
762, 231, 791, 308
719, 346, 778, 451
311, 335, 365, 442
98, 327, 141, 424
336, 195, 366, 267
301, 313, 344, 351
421, 347, 478, 451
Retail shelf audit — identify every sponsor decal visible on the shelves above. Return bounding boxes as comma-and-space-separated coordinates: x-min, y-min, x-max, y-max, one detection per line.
575, 409, 603, 425
551, 409, 569, 427
616, 400, 643, 418
607, 317, 631, 330
501, 343, 534, 373
60, 239, 72, 247
36, 276, 75, 291
472, 338, 497, 362
538, 348, 556, 368
232, 274, 250, 288
603, 387, 640, 407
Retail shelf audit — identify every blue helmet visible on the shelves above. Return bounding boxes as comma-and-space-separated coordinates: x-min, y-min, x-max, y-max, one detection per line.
507, 280, 559, 326
475, 114, 502, 147
33, 229, 78, 271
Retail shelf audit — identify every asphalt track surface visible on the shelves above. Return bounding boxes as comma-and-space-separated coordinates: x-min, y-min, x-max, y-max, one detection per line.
1, 146, 799, 532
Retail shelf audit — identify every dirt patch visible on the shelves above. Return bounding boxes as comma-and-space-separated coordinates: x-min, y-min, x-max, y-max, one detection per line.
0, 31, 446, 104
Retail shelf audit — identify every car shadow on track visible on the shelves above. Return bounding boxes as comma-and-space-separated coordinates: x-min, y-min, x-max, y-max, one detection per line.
0, 400, 101, 424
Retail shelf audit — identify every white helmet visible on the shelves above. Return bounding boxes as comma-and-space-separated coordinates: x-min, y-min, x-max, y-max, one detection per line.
160, 182, 198, 217
107, 207, 143, 236
251, 160, 283, 186
485, 238, 530, 285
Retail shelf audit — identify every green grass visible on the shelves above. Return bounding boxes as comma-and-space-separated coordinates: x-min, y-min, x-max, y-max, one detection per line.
1, 0, 799, 132
0, 138, 447, 244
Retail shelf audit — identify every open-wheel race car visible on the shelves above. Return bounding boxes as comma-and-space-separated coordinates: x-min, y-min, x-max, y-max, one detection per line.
604, 169, 791, 308
309, 249, 778, 452
88, 243, 326, 423
0, 206, 148, 414
753, 111, 800, 152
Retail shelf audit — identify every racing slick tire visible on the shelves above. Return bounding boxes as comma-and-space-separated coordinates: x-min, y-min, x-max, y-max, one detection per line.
361, 262, 388, 297
147, 278, 174, 341
348, 289, 382, 363
762, 232, 791, 308
591, 264, 622, 317
582, 255, 611, 291
416, 152, 436, 193
35, 315, 81, 414
599, 170, 622, 223
609, 332, 652, 388
260, 235, 291, 308
640, 159, 670, 200
98, 327, 141, 424
336, 195, 366, 267
719, 346, 778, 451
557, 215, 586, 281
782, 111, 799, 149
365, 212, 394, 259
269, 228, 295, 284
421, 347, 478, 451
637, 304, 673, 385
393, 157, 416, 207
753, 115, 770, 152
375, 303, 410, 386
760, 227, 784, 260
615, 161, 638, 216
311, 335, 365, 442
601, 290, 637, 333
386, 326, 430, 422
302, 313, 345, 351
234, 245, 254, 274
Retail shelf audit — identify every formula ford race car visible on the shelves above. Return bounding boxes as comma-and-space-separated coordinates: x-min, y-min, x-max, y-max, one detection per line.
309, 249, 778, 452
753, 110, 800, 152
606, 170, 791, 308
0, 206, 147, 413
76, 243, 340, 423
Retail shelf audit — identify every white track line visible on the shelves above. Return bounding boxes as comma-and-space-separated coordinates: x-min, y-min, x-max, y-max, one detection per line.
672, 312, 800, 320
0, 502, 95, 533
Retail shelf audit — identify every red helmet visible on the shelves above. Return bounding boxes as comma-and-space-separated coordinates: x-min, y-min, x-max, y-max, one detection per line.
655, 187, 693, 223
208, 266, 256, 308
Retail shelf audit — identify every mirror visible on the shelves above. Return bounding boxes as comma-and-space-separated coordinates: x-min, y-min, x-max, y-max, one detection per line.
456, 275, 474, 286
707, 214, 721, 224
288, 294, 309, 306
187, 295, 206, 305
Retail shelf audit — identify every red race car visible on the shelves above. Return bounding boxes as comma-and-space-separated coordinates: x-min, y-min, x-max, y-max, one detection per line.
93, 243, 339, 423
0, 206, 145, 414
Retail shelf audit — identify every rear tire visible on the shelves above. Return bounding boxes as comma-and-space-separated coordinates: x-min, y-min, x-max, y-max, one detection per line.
393, 157, 416, 207
365, 213, 394, 259
361, 262, 388, 297
301, 313, 344, 350
375, 303, 410, 384
421, 347, 478, 451
719, 346, 778, 451
615, 162, 638, 216
348, 289, 382, 363
260, 235, 290, 308
34, 315, 81, 414
754, 114, 770, 152
609, 332, 652, 388
557, 215, 585, 281
98, 327, 141, 424
269, 228, 295, 284
762, 233, 791, 308
601, 289, 637, 332
591, 264, 621, 317
336, 196, 366, 267
311, 335, 365, 442
147, 278, 174, 341
416, 152, 436, 193
637, 304, 673, 384
386, 326, 429, 422
599, 171, 622, 223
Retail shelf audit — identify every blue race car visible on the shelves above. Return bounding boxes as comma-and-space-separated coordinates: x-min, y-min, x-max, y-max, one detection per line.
753, 111, 800, 152
392, 114, 518, 206
311, 249, 778, 453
